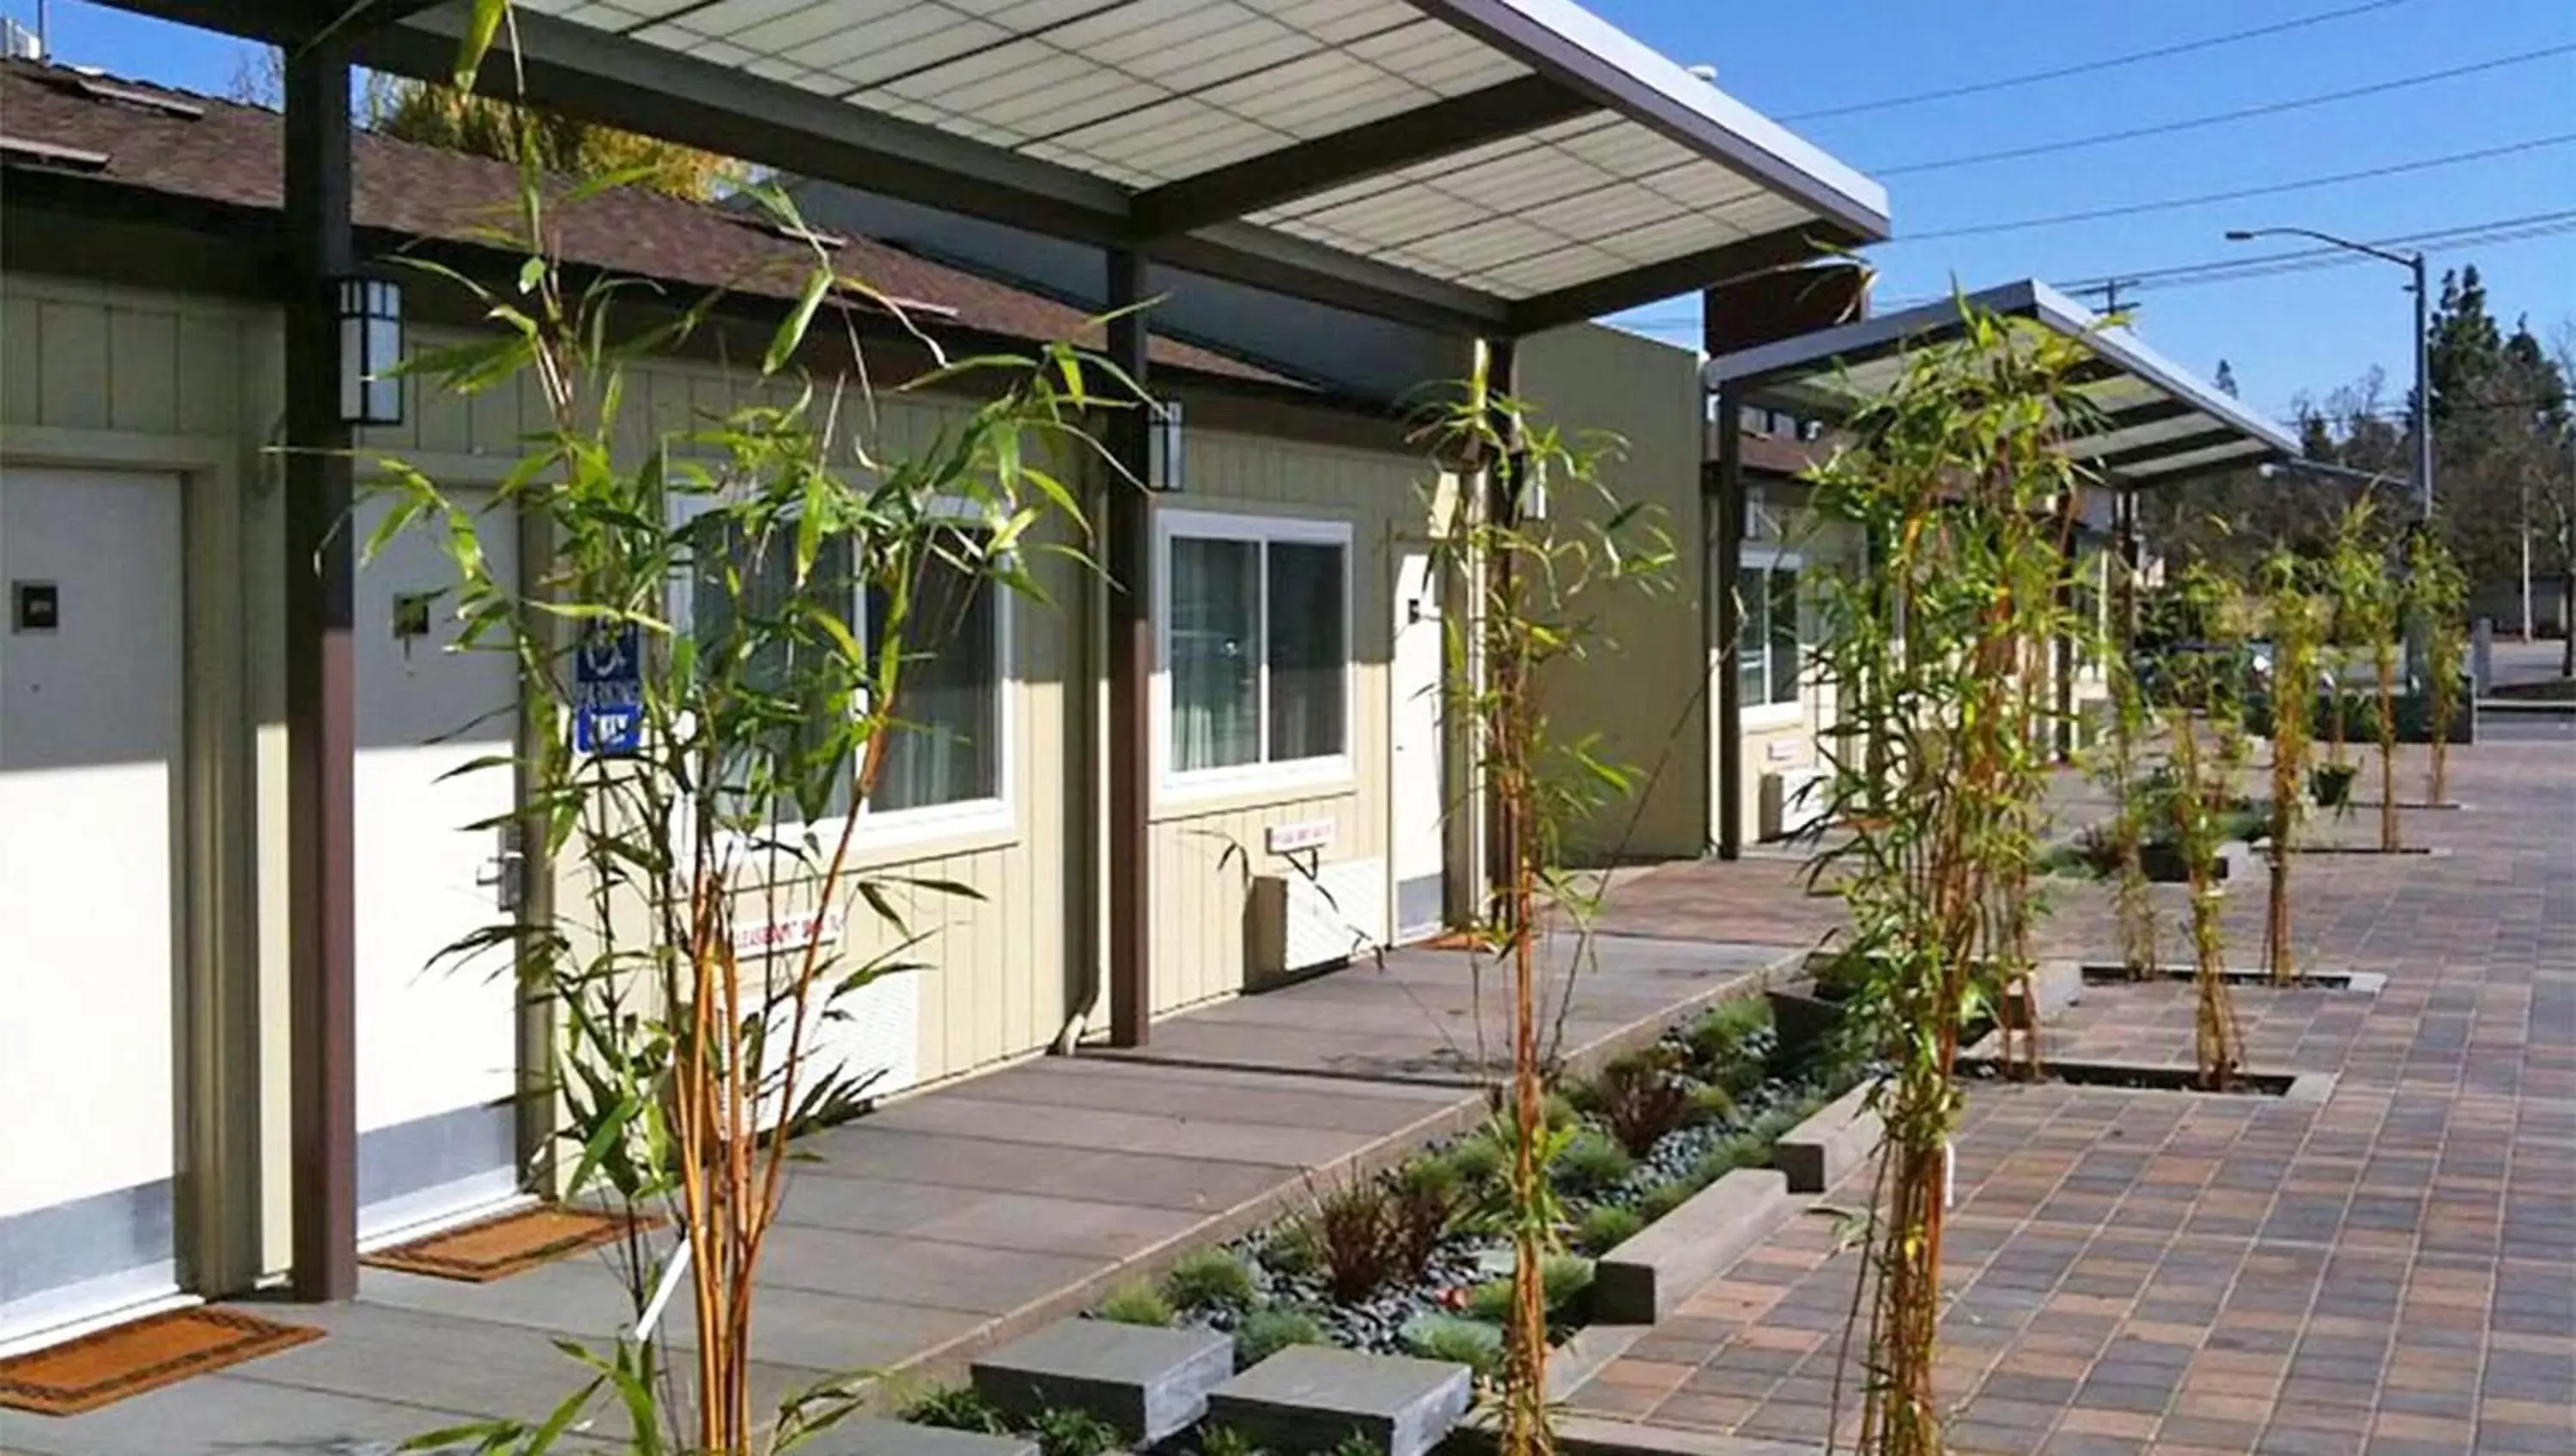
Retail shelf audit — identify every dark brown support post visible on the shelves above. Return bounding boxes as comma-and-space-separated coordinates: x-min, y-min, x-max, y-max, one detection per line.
1713, 381, 1747, 861
283, 36, 359, 1301
1104, 249, 1152, 1047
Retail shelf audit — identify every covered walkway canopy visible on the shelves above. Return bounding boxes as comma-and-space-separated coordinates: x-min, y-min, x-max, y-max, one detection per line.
106, 0, 1892, 1301
149, 0, 1892, 334
1704, 278, 2298, 488
1700, 280, 2296, 862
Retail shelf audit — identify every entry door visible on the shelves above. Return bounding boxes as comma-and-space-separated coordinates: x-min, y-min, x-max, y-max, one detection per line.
1390, 549, 1445, 942
0, 469, 186, 1340
355, 491, 526, 1241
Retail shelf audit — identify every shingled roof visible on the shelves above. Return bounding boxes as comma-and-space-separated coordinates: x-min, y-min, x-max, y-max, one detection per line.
0, 58, 1282, 384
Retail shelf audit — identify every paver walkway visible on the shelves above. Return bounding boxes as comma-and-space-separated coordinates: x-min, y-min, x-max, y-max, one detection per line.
1563, 738, 2576, 1456
4, 935, 1789, 1456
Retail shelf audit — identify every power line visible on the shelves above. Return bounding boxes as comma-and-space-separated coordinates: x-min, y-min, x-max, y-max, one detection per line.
2111, 219, 2576, 294
2293, 395, 2570, 423
1888, 132, 2576, 243
2056, 209, 2576, 293
1613, 209, 2576, 333
1778, 0, 2417, 122
1874, 45, 2576, 177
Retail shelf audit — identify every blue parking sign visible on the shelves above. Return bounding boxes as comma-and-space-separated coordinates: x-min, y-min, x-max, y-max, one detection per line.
574, 623, 643, 756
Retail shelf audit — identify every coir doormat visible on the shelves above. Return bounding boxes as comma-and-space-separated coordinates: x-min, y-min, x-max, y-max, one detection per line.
0, 1307, 321, 1415
362, 1204, 647, 1283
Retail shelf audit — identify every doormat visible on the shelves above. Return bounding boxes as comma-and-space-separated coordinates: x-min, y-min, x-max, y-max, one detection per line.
0, 1307, 321, 1416
362, 1204, 648, 1283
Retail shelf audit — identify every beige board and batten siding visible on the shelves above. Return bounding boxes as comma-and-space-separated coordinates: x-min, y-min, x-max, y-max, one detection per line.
394, 340, 1088, 1095
0, 282, 1089, 1287
1514, 323, 1708, 864
1732, 494, 1864, 848
1146, 428, 1428, 1016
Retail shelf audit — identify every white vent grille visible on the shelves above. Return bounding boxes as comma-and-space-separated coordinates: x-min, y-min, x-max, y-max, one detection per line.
752, 962, 920, 1130
1250, 857, 1388, 983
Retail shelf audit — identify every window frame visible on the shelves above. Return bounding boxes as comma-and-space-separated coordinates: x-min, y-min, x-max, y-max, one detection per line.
1738, 545, 1806, 728
667, 493, 1016, 855
1152, 507, 1357, 804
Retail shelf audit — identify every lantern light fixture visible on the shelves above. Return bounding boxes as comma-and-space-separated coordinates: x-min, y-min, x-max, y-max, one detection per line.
338, 276, 404, 427
1145, 398, 1184, 494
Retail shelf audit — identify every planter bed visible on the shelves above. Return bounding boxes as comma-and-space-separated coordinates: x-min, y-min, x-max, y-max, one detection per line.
2284, 843, 2444, 857
2076, 963, 2385, 995
1958, 1056, 2325, 1099
1066, 994, 1854, 1390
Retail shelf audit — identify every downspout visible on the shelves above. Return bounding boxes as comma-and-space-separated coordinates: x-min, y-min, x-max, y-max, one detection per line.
1054, 435, 1110, 1053
1713, 381, 1747, 861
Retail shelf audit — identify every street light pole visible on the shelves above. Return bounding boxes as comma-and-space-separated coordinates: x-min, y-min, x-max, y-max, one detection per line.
2411, 250, 2433, 521
2226, 227, 2433, 521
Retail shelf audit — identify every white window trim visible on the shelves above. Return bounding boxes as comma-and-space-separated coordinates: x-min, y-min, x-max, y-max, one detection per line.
1740, 546, 1806, 730
1153, 507, 1357, 805
666, 493, 1016, 856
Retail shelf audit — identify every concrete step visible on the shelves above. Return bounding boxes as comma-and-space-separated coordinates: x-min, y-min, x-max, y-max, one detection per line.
970, 1319, 1232, 1445
806, 1417, 1040, 1456
1206, 1344, 1473, 1456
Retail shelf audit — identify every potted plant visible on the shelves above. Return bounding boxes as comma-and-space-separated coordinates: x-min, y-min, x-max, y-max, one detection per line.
2309, 760, 2358, 810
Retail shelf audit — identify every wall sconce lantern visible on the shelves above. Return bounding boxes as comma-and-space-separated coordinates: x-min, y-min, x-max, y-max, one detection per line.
1145, 398, 1184, 493
338, 276, 404, 427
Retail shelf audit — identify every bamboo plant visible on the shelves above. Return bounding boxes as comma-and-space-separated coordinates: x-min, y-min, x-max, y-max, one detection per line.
1416, 356, 1672, 1456
2150, 564, 2247, 1089
2410, 529, 2470, 804
2259, 549, 2321, 982
373, 37, 1123, 1447
2087, 586, 2160, 979
1803, 302, 2084, 1456
2333, 500, 2406, 850
2313, 500, 2385, 816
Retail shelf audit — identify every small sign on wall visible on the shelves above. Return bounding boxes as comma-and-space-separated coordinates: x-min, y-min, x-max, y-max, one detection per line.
574, 623, 644, 756
1266, 819, 1336, 855
732, 906, 848, 960
11, 581, 59, 634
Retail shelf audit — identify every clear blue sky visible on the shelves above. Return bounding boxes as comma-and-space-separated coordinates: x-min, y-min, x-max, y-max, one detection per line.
15, 0, 2573, 421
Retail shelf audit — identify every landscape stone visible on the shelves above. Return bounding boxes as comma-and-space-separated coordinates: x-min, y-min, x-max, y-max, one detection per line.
1206, 1344, 1472, 1456
970, 1319, 1232, 1443
805, 1417, 1040, 1456
1592, 1169, 1794, 1324
1770, 1080, 1877, 1194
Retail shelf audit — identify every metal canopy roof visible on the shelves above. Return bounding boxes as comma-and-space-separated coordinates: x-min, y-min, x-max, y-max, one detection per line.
1704, 280, 2298, 489
139, 0, 1888, 335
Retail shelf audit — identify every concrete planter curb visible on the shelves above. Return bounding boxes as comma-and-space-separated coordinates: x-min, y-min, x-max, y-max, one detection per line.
1590, 1168, 1796, 1325
1449, 1412, 1820, 1456
1771, 1081, 1878, 1195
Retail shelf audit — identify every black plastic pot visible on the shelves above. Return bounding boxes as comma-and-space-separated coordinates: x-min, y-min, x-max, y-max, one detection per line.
2136, 839, 2231, 883
1765, 986, 1846, 1072
2309, 763, 2357, 809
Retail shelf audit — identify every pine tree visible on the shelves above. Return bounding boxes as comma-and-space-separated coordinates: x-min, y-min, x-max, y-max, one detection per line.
2215, 359, 2239, 398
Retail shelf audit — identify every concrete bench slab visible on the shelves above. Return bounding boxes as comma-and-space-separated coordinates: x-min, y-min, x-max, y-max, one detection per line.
806, 1417, 1040, 1456
970, 1320, 1232, 1444
1771, 1082, 1878, 1195
1591, 1169, 1795, 1325
1207, 1345, 1472, 1456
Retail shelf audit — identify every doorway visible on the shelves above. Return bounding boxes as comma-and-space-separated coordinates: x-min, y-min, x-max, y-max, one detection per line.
0, 468, 189, 1341
354, 490, 528, 1242
1389, 548, 1445, 942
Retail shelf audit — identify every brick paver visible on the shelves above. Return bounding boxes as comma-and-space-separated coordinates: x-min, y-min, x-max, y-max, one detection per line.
1569, 739, 2576, 1455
